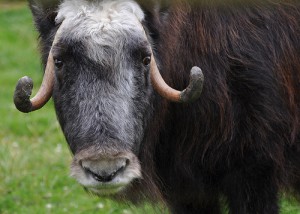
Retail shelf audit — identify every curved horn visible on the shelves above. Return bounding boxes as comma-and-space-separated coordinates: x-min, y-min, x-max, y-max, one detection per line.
14, 24, 64, 113
150, 53, 204, 103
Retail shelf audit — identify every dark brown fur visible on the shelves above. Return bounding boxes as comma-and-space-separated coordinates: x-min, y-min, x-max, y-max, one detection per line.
136, 1, 300, 213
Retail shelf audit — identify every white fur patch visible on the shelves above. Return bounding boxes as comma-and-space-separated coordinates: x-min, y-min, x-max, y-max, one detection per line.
56, 0, 145, 62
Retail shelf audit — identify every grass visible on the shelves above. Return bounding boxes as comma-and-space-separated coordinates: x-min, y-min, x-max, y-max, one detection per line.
0, 2, 300, 214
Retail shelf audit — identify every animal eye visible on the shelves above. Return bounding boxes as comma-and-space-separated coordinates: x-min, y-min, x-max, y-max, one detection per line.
54, 58, 64, 69
143, 56, 151, 66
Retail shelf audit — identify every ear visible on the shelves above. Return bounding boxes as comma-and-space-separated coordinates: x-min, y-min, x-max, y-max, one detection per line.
137, 0, 170, 45
28, 0, 60, 66
137, 0, 171, 10
28, 0, 60, 38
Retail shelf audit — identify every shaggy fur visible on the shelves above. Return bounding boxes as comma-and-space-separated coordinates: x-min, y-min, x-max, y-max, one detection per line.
28, 0, 300, 213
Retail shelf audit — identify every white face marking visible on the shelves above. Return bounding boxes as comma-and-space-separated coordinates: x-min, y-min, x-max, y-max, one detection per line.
56, 0, 145, 63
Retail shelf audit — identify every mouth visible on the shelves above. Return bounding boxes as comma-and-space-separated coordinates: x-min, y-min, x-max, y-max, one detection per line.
70, 149, 142, 196
86, 183, 128, 195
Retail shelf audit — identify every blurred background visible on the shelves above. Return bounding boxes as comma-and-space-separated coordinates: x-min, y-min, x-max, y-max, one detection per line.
0, 0, 300, 214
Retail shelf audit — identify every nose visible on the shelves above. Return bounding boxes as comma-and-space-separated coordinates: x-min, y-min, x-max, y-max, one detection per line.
81, 158, 128, 183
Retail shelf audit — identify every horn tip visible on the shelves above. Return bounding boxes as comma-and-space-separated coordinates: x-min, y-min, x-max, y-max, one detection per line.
180, 66, 204, 103
14, 76, 34, 113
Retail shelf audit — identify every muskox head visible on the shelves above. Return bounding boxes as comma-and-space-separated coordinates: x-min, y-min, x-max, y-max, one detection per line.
14, 0, 203, 196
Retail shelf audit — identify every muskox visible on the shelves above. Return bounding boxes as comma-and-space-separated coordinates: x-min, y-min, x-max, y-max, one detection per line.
14, 0, 300, 213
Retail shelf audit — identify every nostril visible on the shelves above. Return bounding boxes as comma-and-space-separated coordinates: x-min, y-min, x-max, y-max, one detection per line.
81, 158, 128, 183
84, 167, 113, 182
84, 165, 126, 183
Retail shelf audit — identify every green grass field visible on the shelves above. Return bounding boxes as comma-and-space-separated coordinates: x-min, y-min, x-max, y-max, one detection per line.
1, 2, 300, 214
